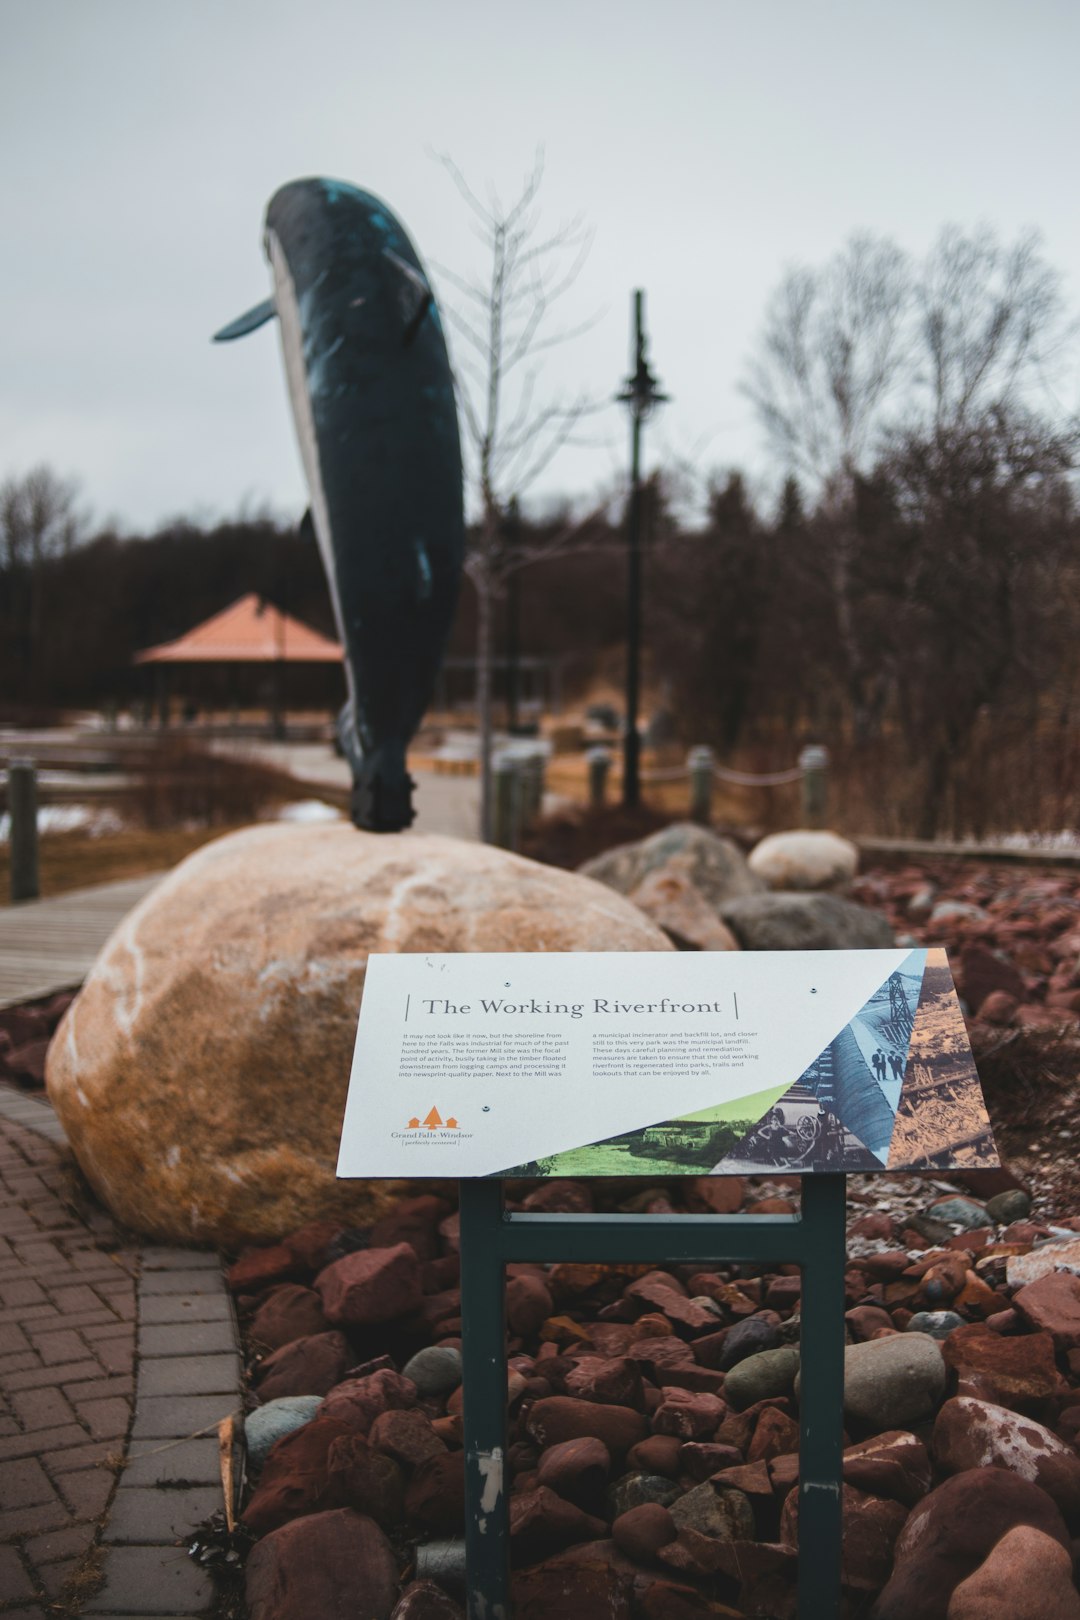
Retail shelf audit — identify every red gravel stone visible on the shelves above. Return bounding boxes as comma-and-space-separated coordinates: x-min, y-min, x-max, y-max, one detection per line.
510, 1486, 607, 1560
325, 1433, 405, 1528
316, 1244, 422, 1326
229, 1244, 304, 1295
651, 1389, 725, 1441
403, 1452, 464, 1534
535, 1436, 610, 1509
250, 1285, 331, 1352
1013, 1273, 1080, 1349
506, 1274, 554, 1337
612, 1502, 676, 1561
367, 1409, 447, 1473
525, 1397, 649, 1464
243, 1415, 356, 1535
942, 1322, 1065, 1406
563, 1356, 645, 1409
320, 1369, 418, 1433
254, 1331, 352, 1404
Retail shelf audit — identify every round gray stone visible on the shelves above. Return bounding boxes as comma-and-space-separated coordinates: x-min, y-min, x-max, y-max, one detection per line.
906, 1311, 964, 1341
669, 1480, 755, 1541
244, 1395, 323, 1468
579, 822, 764, 908
802, 1333, 946, 1432
607, 1472, 681, 1516
985, 1188, 1032, 1224
722, 1345, 801, 1410
401, 1345, 463, 1396
718, 1314, 783, 1371
927, 1197, 989, 1231
718, 892, 894, 951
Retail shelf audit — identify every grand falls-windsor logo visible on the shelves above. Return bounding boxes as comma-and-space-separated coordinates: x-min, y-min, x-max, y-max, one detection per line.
393, 1106, 474, 1143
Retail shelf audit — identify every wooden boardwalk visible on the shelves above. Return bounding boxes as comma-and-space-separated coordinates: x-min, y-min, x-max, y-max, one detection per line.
0, 874, 164, 1009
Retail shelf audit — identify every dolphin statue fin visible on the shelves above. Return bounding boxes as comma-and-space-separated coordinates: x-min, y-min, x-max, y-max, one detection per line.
212, 297, 277, 343
298, 507, 316, 547
382, 248, 433, 347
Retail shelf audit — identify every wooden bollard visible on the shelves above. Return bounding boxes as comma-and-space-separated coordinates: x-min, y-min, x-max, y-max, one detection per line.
520, 752, 545, 828
799, 744, 829, 828
586, 746, 611, 810
8, 760, 40, 904
687, 745, 715, 823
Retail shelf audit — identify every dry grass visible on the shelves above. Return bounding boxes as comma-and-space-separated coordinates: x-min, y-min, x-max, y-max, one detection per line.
50, 1540, 105, 1616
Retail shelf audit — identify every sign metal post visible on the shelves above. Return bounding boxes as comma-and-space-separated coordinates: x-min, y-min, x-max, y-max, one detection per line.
460, 1173, 848, 1620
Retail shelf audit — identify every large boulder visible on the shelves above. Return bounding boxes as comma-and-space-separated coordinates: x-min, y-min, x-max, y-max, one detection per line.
873, 1468, 1071, 1620
719, 891, 894, 950
46, 825, 670, 1245
747, 829, 858, 891
933, 1397, 1080, 1525
946, 1525, 1080, 1619
579, 823, 764, 908
245, 1508, 398, 1619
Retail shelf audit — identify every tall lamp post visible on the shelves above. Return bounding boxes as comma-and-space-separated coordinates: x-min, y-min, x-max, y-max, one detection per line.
502, 497, 523, 733
617, 289, 667, 808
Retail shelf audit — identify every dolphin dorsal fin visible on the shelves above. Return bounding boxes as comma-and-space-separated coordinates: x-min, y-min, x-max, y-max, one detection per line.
382, 248, 433, 347
212, 297, 277, 343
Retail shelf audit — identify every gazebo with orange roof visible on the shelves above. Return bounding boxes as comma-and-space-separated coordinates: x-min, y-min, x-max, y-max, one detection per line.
135, 594, 343, 731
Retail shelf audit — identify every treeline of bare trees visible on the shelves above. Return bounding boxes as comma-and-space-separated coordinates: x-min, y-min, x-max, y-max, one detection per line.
0, 479, 630, 718
2, 458, 1077, 839
0, 485, 334, 712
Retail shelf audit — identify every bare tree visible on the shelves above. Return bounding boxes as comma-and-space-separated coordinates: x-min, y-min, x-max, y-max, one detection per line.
743, 233, 913, 488
917, 226, 1073, 433
0, 465, 86, 694
743, 225, 1078, 742
0, 464, 82, 572
742, 236, 912, 738
432, 151, 603, 840
745, 225, 1076, 489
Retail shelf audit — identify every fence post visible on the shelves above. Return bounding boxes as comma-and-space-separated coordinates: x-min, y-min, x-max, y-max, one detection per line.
687, 745, 715, 824
586, 746, 611, 810
799, 744, 829, 828
492, 758, 517, 850
8, 760, 40, 904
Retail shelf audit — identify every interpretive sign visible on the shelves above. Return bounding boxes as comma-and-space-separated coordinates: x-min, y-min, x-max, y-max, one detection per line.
337, 946, 996, 1179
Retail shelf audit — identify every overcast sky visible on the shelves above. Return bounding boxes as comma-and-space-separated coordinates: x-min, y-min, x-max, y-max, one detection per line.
3, 0, 1078, 531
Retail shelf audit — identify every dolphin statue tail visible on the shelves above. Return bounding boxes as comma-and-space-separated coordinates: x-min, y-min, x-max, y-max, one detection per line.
335, 699, 416, 831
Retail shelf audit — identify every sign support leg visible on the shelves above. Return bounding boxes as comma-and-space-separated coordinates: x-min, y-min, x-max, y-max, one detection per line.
795, 1172, 847, 1614
459, 1178, 510, 1620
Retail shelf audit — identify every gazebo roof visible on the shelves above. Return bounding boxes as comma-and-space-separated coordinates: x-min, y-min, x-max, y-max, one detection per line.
135, 594, 342, 665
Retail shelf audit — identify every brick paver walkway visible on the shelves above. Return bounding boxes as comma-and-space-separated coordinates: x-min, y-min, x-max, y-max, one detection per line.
0, 1090, 238, 1618
0, 1112, 136, 1614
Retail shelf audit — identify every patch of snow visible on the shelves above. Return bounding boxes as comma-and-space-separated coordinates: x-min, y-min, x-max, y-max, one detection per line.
985, 829, 1080, 852
0, 805, 128, 841
274, 799, 343, 824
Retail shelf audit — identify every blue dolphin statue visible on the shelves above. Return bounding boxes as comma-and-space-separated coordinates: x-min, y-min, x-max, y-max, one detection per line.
214, 178, 464, 831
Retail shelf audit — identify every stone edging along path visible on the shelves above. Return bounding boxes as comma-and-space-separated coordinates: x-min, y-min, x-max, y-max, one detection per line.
0, 1083, 242, 1619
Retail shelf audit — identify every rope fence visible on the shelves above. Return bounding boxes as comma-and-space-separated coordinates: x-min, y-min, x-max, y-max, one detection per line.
640, 762, 807, 787
490, 742, 830, 850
